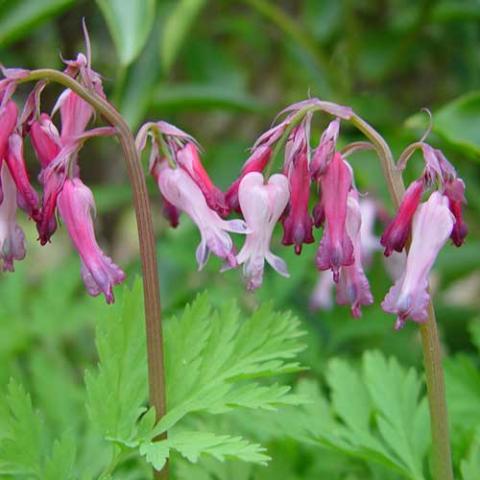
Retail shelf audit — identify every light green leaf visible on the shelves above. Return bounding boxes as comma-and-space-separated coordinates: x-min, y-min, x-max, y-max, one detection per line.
155, 295, 306, 434
0, 0, 73, 45
85, 278, 148, 446
140, 430, 268, 470
0, 379, 43, 476
445, 355, 480, 429
96, 0, 155, 66
152, 83, 266, 113
160, 0, 208, 72
43, 436, 76, 480
363, 351, 428, 480
461, 429, 480, 480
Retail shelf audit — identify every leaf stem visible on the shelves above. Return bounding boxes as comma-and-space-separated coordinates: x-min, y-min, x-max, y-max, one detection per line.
19, 69, 168, 479
350, 112, 454, 480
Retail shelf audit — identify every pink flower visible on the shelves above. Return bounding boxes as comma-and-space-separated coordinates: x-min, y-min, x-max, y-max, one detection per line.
5, 133, 40, 221
176, 142, 228, 216
0, 163, 26, 271
359, 198, 380, 265
382, 192, 454, 329
444, 178, 467, 246
310, 270, 334, 311
0, 100, 17, 163
225, 145, 272, 213
29, 113, 61, 168
336, 192, 373, 317
155, 163, 248, 269
57, 177, 125, 303
282, 149, 314, 254
380, 179, 424, 256
236, 172, 290, 290
315, 152, 354, 281
54, 89, 93, 141
311, 119, 340, 179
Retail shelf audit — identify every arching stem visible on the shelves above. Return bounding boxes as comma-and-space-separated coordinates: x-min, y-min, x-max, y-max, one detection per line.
19, 69, 167, 479
350, 113, 454, 480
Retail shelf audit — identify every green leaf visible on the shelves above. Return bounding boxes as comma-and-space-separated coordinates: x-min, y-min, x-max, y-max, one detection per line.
445, 354, 480, 430
160, 0, 208, 72
152, 83, 267, 113
156, 295, 306, 434
0, 379, 43, 476
461, 429, 480, 480
308, 351, 429, 480
363, 351, 429, 479
96, 0, 155, 66
43, 436, 76, 480
85, 278, 148, 446
0, 0, 73, 45
140, 430, 268, 470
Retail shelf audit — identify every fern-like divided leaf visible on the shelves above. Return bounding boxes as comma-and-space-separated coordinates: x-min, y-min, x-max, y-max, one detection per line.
85, 283, 306, 471
0, 379, 76, 480
309, 351, 429, 480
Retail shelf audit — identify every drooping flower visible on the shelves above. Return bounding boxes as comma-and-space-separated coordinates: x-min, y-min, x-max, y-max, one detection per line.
57, 177, 125, 303
5, 133, 40, 221
310, 270, 334, 311
236, 171, 290, 290
315, 152, 354, 281
382, 192, 454, 329
225, 144, 272, 213
359, 198, 380, 265
0, 163, 26, 271
380, 179, 424, 256
444, 178, 467, 246
0, 100, 18, 163
282, 147, 314, 254
336, 192, 373, 317
29, 113, 61, 168
311, 118, 340, 179
176, 142, 228, 216
154, 162, 248, 269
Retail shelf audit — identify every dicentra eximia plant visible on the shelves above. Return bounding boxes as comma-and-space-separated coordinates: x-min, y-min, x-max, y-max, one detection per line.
0, 30, 467, 480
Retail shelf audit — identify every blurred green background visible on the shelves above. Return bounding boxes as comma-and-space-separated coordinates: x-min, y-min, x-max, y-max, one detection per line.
1, 0, 480, 479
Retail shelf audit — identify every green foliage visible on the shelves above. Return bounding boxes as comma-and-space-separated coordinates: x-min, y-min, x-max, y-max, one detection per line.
160, 0, 208, 73
85, 278, 148, 446
0, 0, 73, 45
96, 0, 156, 66
84, 282, 306, 473
312, 352, 429, 480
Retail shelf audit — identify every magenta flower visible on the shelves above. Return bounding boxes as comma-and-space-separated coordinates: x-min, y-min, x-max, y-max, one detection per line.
311, 118, 340, 179
282, 148, 314, 254
5, 133, 40, 221
380, 179, 424, 256
176, 142, 228, 216
155, 163, 248, 269
382, 192, 454, 329
0, 164, 26, 271
54, 89, 93, 141
57, 177, 125, 303
225, 144, 272, 213
444, 178, 467, 246
315, 152, 354, 281
310, 270, 334, 311
0, 100, 17, 163
236, 172, 290, 290
336, 192, 373, 317
29, 113, 61, 168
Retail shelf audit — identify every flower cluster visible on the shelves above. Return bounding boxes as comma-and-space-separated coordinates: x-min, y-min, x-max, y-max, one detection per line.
140, 99, 467, 328
0, 54, 124, 303
1, 49, 467, 328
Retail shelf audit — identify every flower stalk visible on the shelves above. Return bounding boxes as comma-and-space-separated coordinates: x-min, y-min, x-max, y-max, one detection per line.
19, 69, 167, 478
350, 113, 454, 480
